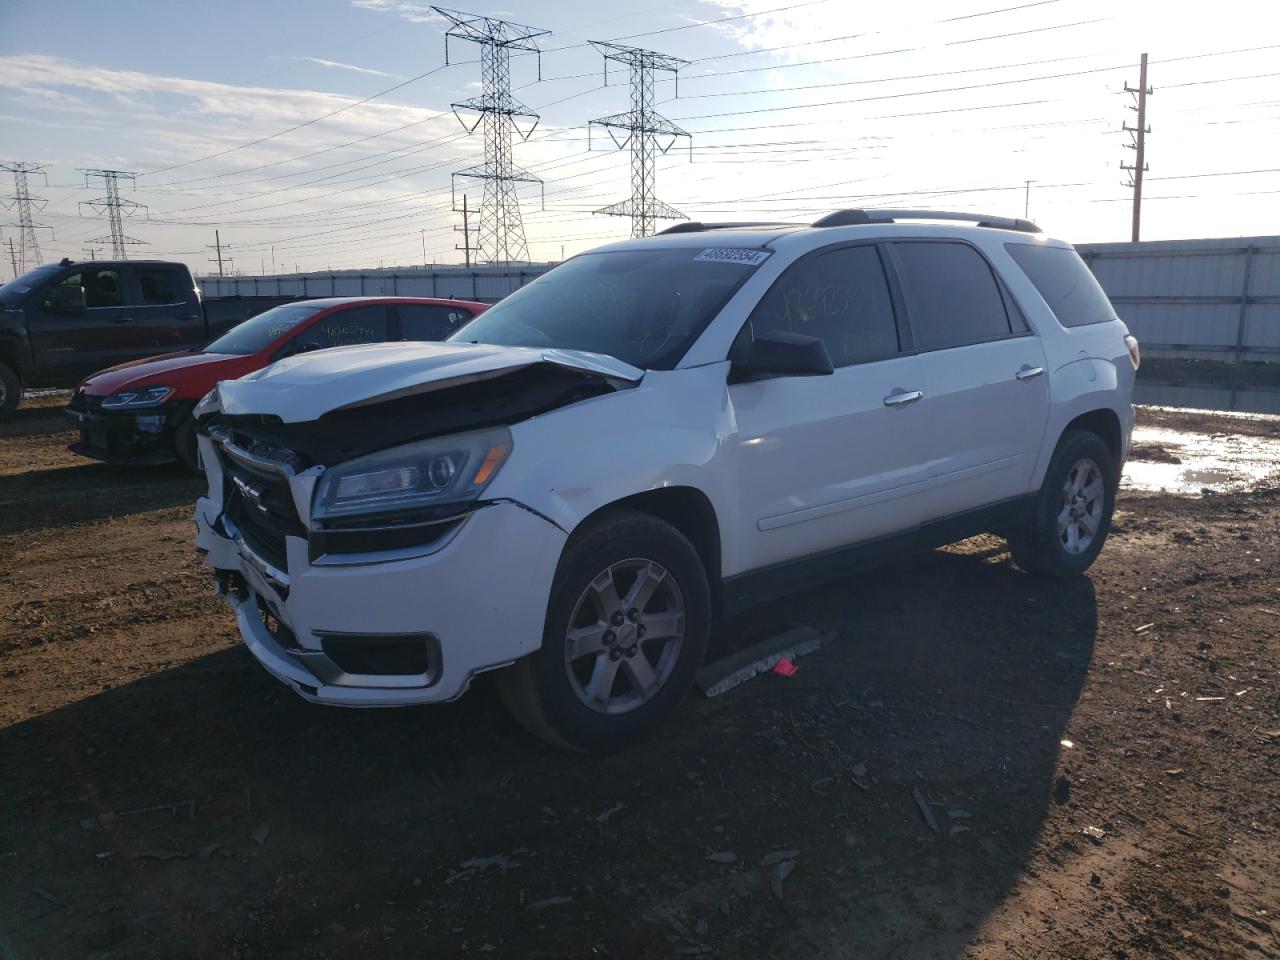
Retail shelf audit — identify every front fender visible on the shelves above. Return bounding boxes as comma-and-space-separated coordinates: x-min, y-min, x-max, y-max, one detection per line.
486, 365, 733, 539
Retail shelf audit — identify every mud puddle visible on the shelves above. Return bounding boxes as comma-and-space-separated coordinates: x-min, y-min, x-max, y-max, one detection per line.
1124, 412, 1280, 494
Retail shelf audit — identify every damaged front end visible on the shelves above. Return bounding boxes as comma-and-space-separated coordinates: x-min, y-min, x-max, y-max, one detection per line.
191, 342, 639, 705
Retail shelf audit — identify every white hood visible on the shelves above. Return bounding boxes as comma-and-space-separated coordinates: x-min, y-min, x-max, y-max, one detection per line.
208, 341, 643, 423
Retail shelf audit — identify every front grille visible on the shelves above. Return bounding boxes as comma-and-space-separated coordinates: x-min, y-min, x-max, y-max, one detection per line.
219, 445, 306, 573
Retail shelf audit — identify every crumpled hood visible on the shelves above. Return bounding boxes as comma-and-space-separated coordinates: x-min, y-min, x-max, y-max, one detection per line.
210, 340, 644, 423
80, 351, 247, 398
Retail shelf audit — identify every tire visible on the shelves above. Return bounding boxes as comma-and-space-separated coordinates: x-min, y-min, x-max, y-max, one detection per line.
497, 509, 711, 753
174, 414, 201, 473
1008, 429, 1117, 578
0, 361, 19, 421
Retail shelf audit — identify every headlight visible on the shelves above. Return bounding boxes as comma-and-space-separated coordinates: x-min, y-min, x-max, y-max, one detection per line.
312, 427, 512, 522
101, 385, 174, 410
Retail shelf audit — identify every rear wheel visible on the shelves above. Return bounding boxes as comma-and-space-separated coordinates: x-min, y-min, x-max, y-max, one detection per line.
1008, 429, 1117, 578
0, 361, 19, 421
497, 509, 710, 753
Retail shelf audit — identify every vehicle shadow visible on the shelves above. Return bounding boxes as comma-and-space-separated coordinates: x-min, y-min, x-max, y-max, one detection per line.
0, 401, 72, 439
0, 461, 202, 536
1, 543, 1095, 959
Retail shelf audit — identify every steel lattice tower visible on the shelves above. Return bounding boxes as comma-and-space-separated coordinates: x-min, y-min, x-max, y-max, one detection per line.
589, 43, 691, 238
79, 169, 148, 259
1, 161, 52, 272
432, 7, 549, 266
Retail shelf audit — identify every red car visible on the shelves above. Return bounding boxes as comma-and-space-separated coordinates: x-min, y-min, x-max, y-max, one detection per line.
66, 296, 488, 469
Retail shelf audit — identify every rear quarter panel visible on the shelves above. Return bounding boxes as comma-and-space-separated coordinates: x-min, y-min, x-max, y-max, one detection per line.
983, 235, 1136, 485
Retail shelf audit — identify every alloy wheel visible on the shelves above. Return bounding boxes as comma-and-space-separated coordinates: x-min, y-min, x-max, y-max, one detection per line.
563, 558, 686, 715
1058, 457, 1105, 555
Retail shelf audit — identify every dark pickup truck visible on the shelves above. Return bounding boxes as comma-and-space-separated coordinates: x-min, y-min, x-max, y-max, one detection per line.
0, 258, 291, 419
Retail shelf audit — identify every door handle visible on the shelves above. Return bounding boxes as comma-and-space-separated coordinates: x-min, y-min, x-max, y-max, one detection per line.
883, 389, 924, 407
1015, 366, 1045, 381
108, 316, 132, 324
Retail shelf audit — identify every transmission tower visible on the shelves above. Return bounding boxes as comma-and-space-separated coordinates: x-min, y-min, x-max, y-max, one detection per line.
1120, 52, 1152, 242
432, 7, 549, 266
1, 161, 53, 272
589, 42, 691, 238
79, 169, 148, 259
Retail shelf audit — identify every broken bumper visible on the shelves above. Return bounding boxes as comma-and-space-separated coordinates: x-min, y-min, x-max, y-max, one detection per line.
194, 493, 565, 707
65, 400, 178, 465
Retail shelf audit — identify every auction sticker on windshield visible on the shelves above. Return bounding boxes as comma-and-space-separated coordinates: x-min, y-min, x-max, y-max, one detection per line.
694, 248, 772, 266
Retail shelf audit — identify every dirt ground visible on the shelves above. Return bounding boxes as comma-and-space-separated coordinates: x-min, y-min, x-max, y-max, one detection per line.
2, 395, 1278, 960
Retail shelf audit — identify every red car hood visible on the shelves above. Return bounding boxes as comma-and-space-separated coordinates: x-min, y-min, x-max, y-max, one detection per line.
79, 351, 255, 399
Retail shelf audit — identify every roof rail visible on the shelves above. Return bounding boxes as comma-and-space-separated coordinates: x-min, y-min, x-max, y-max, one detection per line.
657, 221, 794, 235
811, 209, 1041, 234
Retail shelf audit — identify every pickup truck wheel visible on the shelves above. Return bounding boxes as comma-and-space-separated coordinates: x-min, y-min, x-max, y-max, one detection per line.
0, 361, 19, 420
497, 509, 710, 753
1008, 429, 1116, 578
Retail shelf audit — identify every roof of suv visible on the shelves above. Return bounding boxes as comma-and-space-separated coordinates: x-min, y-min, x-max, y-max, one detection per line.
593, 209, 1068, 255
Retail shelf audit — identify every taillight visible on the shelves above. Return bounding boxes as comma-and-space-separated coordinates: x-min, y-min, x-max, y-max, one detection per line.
1124, 334, 1140, 371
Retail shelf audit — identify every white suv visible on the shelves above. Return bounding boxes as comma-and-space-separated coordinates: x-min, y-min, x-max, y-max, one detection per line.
193, 210, 1138, 751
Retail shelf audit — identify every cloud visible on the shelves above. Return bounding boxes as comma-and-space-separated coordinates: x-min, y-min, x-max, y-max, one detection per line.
278, 56, 407, 80
350, 0, 444, 25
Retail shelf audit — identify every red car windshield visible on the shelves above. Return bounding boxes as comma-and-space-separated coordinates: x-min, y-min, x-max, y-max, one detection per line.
203, 303, 328, 356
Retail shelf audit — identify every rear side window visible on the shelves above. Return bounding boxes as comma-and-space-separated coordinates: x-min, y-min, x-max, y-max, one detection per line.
300, 305, 389, 349
135, 266, 189, 305
892, 242, 1012, 351
1005, 243, 1115, 328
398, 303, 474, 341
747, 244, 899, 367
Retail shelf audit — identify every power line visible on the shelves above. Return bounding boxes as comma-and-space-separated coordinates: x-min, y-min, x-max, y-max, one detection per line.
611, 0, 836, 41
139, 63, 454, 177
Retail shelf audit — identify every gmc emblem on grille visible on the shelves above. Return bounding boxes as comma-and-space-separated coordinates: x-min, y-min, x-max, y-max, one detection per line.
232, 475, 272, 515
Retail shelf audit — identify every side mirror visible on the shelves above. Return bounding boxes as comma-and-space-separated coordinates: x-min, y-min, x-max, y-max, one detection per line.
734, 330, 833, 379
45, 285, 86, 315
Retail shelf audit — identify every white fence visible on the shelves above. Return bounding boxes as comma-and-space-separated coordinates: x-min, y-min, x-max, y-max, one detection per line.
197, 265, 551, 303
1076, 236, 1280, 363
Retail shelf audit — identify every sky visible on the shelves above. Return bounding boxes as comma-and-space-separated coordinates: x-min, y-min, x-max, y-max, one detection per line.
0, 0, 1278, 278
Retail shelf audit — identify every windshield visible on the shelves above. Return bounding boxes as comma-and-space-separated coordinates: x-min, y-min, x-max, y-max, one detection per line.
446, 247, 767, 369
203, 303, 327, 356
0, 264, 63, 304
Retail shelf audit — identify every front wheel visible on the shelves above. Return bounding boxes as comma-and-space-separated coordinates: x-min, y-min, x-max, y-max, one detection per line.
1008, 429, 1117, 578
497, 509, 710, 753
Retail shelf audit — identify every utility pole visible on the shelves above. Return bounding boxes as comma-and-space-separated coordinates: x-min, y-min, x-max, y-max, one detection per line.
589, 42, 691, 238
207, 229, 232, 277
421, 228, 428, 268
433, 7, 549, 266
82, 247, 101, 261
79, 169, 147, 259
454, 193, 477, 268
1024, 179, 1035, 219
271, 246, 276, 274
1, 161, 53, 272
1121, 52, 1152, 242
7, 238, 17, 280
